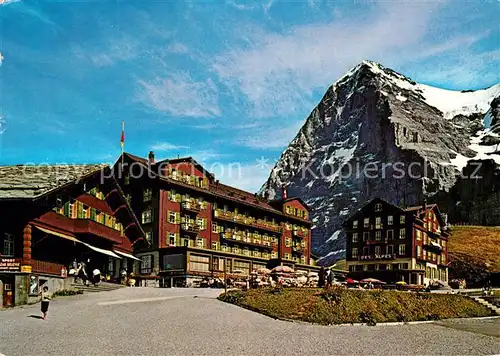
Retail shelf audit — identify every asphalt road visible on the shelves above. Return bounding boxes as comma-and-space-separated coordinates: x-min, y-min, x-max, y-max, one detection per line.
0, 287, 499, 356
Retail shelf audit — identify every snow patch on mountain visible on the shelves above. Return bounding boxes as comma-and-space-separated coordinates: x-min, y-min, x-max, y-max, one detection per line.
326, 230, 341, 243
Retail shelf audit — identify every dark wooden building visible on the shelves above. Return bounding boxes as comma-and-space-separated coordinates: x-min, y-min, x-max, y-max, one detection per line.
344, 198, 449, 285
0, 164, 145, 307
114, 152, 318, 287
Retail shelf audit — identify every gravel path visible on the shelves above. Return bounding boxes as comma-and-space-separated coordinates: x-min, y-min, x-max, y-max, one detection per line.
0, 288, 498, 356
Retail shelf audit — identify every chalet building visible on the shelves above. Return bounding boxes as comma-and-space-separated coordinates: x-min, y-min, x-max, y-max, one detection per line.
114, 152, 317, 287
0, 165, 145, 307
344, 198, 449, 285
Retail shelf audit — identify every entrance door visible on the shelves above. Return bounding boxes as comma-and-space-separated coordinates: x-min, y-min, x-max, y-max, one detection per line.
3, 281, 14, 307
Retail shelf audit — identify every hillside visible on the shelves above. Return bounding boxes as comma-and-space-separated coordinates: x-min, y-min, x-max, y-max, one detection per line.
448, 226, 500, 284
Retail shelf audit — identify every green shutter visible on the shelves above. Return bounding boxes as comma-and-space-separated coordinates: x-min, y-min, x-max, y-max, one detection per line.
63, 201, 70, 216
77, 202, 83, 219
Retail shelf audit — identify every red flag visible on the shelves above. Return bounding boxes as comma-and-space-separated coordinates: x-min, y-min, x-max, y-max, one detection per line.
120, 121, 125, 148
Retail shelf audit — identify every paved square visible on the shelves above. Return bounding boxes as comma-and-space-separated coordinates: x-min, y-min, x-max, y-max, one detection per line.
0, 288, 498, 355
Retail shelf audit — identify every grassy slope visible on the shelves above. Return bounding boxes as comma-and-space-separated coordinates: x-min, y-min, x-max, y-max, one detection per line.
449, 226, 500, 276
219, 288, 492, 325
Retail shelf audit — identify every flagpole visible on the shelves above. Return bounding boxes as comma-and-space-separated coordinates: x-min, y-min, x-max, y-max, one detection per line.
121, 120, 125, 171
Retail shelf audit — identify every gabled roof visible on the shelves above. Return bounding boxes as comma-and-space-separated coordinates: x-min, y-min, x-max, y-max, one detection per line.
271, 196, 311, 211
0, 164, 107, 199
165, 156, 215, 181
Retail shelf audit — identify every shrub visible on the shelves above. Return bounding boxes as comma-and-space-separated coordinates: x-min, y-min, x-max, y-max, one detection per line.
52, 289, 83, 297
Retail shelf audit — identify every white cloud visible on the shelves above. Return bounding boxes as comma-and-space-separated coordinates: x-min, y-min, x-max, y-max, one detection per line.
151, 142, 189, 151
0, 51, 3, 66
212, 2, 472, 118
211, 161, 271, 193
167, 42, 189, 54
235, 120, 304, 149
0, 116, 6, 135
0, 0, 21, 6
138, 72, 220, 118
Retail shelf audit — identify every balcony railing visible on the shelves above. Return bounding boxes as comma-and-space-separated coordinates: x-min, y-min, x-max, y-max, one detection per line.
181, 201, 201, 213
214, 209, 282, 233
181, 224, 200, 234
220, 232, 273, 249
32, 259, 65, 276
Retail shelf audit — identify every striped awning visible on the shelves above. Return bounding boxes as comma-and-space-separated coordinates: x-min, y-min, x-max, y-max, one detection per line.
34, 225, 121, 259
114, 250, 141, 261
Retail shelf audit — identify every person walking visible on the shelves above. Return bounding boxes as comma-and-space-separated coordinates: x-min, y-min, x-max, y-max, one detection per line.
318, 267, 326, 288
93, 268, 101, 287
39, 286, 51, 320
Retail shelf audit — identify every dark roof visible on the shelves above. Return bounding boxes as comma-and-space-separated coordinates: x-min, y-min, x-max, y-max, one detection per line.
0, 164, 107, 199
271, 196, 311, 210
122, 152, 311, 222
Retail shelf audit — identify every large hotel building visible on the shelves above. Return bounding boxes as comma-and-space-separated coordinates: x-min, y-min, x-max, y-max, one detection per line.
115, 152, 317, 287
344, 198, 449, 286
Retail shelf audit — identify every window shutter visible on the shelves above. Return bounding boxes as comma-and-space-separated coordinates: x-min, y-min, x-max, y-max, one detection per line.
64, 201, 70, 216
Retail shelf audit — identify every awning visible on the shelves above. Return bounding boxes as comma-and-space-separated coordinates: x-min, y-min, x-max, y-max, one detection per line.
34, 225, 79, 243
34, 225, 121, 259
114, 250, 141, 261
82, 242, 122, 259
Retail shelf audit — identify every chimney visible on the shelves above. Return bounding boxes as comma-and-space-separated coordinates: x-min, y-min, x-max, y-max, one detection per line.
148, 151, 155, 164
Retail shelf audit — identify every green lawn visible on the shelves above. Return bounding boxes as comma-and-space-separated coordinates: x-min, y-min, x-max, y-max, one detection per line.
219, 287, 492, 325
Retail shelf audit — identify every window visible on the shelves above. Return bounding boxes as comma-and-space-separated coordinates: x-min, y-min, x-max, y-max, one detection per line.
143, 188, 152, 202
140, 255, 153, 274
189, 255, 210, 272
169, 211, 176, 224
285, 238, 291, 247
398, 244, 406, 255
400, 215, 406, 224
387, 264, 392, 271
375, 217, 382, 229
145, 231, 152, 243
374, 203, 382, 212
284, 253, 291, 260
363, 218, 370, 228
423, 249, 427, 260
353, 220, 358, 228
363, 246, 369, 256
352, 233, 358, 243
363, 232, 369, 241
375, 246, 381, 256
196, 238, 205, 248
142, 209, 152, 224
3, 233, 14, 256
387, 215, 393, 225
56, 195, 63, 209
417, 245, 421, 257
387, 245, 394, 255
168, 233, 178, 246
352, 248, 358, 258
399, 229, 406, 239
387, 230, 394, 239
212, 222, 218, 233
349, 265, 356, 272
375, 231, 381, 240
416, 230, 422, 240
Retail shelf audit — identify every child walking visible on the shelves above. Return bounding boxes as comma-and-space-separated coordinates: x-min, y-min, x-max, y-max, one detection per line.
39, 286, 51, 320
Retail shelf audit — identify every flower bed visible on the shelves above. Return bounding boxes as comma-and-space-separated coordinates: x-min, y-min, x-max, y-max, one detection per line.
218, 286, 492, 325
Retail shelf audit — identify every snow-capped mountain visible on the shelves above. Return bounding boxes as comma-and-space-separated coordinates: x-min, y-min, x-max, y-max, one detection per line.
260, 60, 500, 264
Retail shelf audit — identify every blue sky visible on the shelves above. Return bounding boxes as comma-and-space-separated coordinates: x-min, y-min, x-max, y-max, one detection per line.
0, 0, 499, 192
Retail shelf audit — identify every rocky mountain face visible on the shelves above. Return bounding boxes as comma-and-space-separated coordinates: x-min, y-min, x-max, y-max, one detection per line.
260, 61, 500, 265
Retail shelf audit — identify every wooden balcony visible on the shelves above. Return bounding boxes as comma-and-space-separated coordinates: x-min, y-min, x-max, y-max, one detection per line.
220, 233, 273, 250
73, 219, 123, 244
213, 209, 282, 234
32, 259, 65, 276
181, 201, 201, 213
181, 224, 200, 234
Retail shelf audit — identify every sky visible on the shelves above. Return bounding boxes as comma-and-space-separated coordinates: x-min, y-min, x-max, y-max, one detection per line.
0, 0, 499, 192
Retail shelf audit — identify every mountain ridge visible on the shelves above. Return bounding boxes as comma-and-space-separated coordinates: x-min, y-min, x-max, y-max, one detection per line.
260, 60, 500, 264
